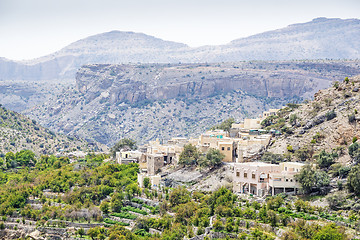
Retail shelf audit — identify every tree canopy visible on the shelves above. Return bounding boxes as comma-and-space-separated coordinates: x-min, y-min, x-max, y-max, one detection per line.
110, 138, 137, 158
178, 144, 200, 165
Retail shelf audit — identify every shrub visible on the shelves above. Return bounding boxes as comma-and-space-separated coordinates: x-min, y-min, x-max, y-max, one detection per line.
347, 166, 360, 196
289, 114, 298, 125
110, 212, 137, 220
326, 192, 346, 210
325, 110, 336, 121
315, 150, 337, 169
121, 206, 147, 215
348, 114, 356, 123
295, 165, 330, 194
261, 152, 284, 164
295, 146, 312, 161
287, 145, 294, 152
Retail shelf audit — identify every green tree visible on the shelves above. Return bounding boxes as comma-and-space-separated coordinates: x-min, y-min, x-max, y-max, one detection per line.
347, 165, 360, 196
87, 227, 100, 240
169, 187, 191, 207
178, 144, 200, 165
76, 228, 85, 237
125, 183, 141, 200
100, 201, 109, 214
199, 148, 224, 168
15, 150, 35, 166
267, 210, 279, 227
210, 117, 235, 132
295, 165, 330, 194
295, 146, 312, 161
316, 150, 337, 169
213, 219, 224, 232
111, 193, 123, 213
349, 142, 360, 163
110, 138, 137, 158
0, 158, 4, 170
143, 177, 150, 189
313, 223, 346, 240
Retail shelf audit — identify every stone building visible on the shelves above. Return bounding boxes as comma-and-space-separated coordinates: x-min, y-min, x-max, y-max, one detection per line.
233, 161, 304, 196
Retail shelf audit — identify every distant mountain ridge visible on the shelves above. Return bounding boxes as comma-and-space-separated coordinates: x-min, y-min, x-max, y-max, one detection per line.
1, 17, 360, 82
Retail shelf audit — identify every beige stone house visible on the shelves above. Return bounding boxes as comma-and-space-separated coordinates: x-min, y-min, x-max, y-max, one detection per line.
233, 161, 304, 196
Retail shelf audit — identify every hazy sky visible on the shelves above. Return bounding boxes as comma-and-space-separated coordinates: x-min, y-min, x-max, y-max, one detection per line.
1, 0, 360, 60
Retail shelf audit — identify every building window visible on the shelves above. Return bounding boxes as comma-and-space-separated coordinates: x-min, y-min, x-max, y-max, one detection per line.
252, 173, 255, 179
236, 172, 240, 177
222, 147, 225, 151
227, 147, 231, 151
285, 167, 287, 171
244, 172, 247, 178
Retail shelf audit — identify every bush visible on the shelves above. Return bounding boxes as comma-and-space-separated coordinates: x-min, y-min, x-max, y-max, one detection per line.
295, 146, 312, 161
261, 152, 284, 164
110, 212, 137, 220
347, 166, 360, 196
325, 110, 336, 121
315, 150, 337, 169
289, 114, 298, 125
104, 218, 129, 226
348, 114, 356, 123
122, 206, 147, 215
295, 165, 330, 194
210, 118, 235, 132
326, 192, 346, 210
349, 142, 360, 163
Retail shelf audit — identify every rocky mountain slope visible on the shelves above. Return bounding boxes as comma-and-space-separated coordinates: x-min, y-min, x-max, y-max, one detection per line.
1, 17, 359, 112
267, 75, 360, 163
0, 105, 105, 155
25, 60, 360, 146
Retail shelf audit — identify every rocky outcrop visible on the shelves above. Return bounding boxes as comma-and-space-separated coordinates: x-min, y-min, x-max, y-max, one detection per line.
25, 61, 360, 146
75, 61, 360, 106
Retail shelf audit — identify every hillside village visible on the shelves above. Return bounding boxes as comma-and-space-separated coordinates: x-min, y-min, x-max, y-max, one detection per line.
115, 107, 305, 198
0, 76, 359, 239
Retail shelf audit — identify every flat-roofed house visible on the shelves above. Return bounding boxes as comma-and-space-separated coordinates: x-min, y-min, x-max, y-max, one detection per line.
233, 162, 280, 196
268, 162, 304, 195
233, 161, 305, 196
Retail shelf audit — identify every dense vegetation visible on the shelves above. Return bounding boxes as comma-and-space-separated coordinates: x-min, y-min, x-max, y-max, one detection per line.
0, 148, 359, 239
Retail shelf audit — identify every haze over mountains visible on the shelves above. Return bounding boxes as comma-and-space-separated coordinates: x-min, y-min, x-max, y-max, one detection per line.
1, 17, 359, 82
1, 17, 360, 146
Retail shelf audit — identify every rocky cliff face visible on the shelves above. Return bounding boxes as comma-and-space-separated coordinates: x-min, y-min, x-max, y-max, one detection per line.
74, 62, 335, 104
25, 60, 360, 146
2, 18, 360, 112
